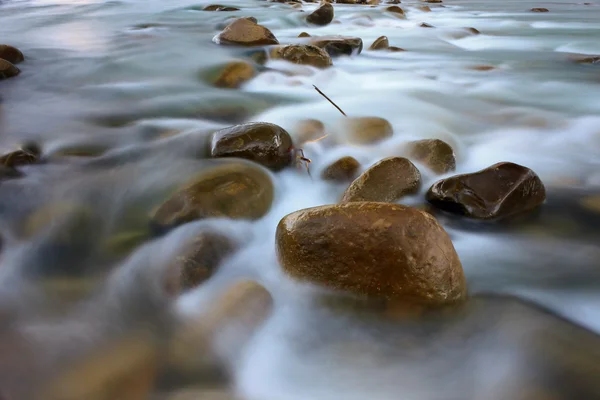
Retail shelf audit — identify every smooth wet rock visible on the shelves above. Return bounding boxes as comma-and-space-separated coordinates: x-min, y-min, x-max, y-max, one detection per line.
386, 5, 405, 16
340, 116, 393, 145
369, 36, 389, 51
466, 27, 481, 34
426, 162, 546, 220
298, 32, 311, 38
569, 54, 600, 65
0, 143, 41, 168
531, 7, 549, 12
306, 2, 334, 25
212, 60, 256, 89
336, 0, 357, 3
0, 44, 24, 64
0, 59, 20, 80
210, 122, 293, 170
276, 202, 466, 307
388, 46, 405, 52
170, 232, 236, 292
407, 139, 456, 174
341, 157, 421, 203
309, 35, 363, 57
321, 156, 360, 182
270, 44, 332, 68
203, 4, 240, 11
151, 162, 274, 230
420, 22, 434, 28
469, 65, 495, 71
213, 18, 279, 46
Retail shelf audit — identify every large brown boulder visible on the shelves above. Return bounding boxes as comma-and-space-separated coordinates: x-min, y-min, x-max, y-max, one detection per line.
341, 157, 421, 202
407, 138, 456, 174
276, 202, 466, 307
210, 122, 293, 170
309, 35, 363, 57
213, 18, 279, 46
270, 45, 332, 68
151, 161, 274, 230
426, 162, 546, 219
0, 44, 24, 64
321, 156, 360, 182
306, 2, 334, 25
0, 59, 20, 80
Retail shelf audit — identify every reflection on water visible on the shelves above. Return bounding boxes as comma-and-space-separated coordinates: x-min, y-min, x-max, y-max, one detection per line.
1, 0, 600, 399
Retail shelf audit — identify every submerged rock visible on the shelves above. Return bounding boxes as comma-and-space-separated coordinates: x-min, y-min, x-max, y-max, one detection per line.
210, 122, 293, 170
270, 44, 332, 68
306, 2, 334, 25
309, 35, 363, 57
341, 157, 421, 203
170, 232, 236, 292
276, 202, 466, 307
321, 156, 360, 182
531, 7, 549, 12
0, 143, 41, 168
151, 161, 274, 230
426, 162, 546, 219
0, 58, 20, 80
386, 5, 406, 16
369, 36, 389, 51
293, 119, 326, 144
407, 139, 456, 174
203, 4, 240, 11
420, 22, 435, 28
298, 32, 311, 38
418, 5, 431, 11
0, 44, 24, 64
213, 18, 279, 46
212, 60, 256, 89
340, 116, 393, 145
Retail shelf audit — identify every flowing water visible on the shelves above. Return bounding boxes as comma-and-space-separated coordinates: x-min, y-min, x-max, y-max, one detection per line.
1, 0, 600, 399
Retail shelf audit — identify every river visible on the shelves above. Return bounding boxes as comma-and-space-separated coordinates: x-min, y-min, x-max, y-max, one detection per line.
1, 0, 600, 399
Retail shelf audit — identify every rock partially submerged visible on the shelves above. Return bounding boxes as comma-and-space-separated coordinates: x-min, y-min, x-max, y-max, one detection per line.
341, 157, 421, 203
306, 2, 334, 25
213, 18, 279, 46
210, 122, 293, 170
321, 156, 360, 182
0, 58, 20, 80
151, 161, 274, 231
309, 35, 363, 57
407, 139, 456, 174
203, 4, 240, 11
270, 44, 333, 68
276, 202, 466, 307
339, 116, 393, 145
369, 36, 389, 51
426, 162, 546, 219
212, 60, 256, 89
0, 44, 25, 64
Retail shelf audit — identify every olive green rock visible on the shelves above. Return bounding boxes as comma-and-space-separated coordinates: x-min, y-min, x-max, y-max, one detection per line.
210, 122, 293, 170
270, 44, 332, 68
276, 202, 466, 307
151, 162, 274, 230
407, 138, 456, 174
341, 157, 421, 203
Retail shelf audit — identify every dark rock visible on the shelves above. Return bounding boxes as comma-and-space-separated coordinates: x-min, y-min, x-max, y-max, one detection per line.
276, 202, 466, 307
170, 232, 236, 291
0, 143, 41, 168
309, 35, 363, 57
210, 122, 293, 171
407, 139, 456, 174
321, 156, 360, 182
466, 27, 481, 34
203, 4, 240, 11
151, 161, 274, 230
531, 7, 549, 12
341, 157, 421, 203
426, 162, 546, 219
307, 2, 334, 25
298, 32, 311, 38
212, 60, 256, 88
0, 44, 24, 64
388, 46, 405, 52
369, 36, 389, 51
270, 44, 332, 68
0, 59, 20, 80
420, 22, 435, 28
213, 18, 279, 46
0, 165, 24, 180
386, 5, 406, 16
569, 55, 600, 65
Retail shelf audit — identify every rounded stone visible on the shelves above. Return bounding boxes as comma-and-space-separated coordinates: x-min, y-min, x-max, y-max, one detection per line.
340, 116, 393, 145
369, 36, 389, 51
151, 161, 274, 230
212, 61, 256, 89
306, 2, 334, 25
0, 44, 25, 64
270, 44, 332, 68
0, 59, 20, 80
341, 157, 421, 203
407, 139, 456, 174
321, 156, 360, 182
213, 18, 279, 46
309, 35, 363, 57
293, 119, 326, 144
210, 122, 293, 170
386, 5, 406, 16
426, 162, 546, 220
203, 5, 240, 11
276, 202, 467, 307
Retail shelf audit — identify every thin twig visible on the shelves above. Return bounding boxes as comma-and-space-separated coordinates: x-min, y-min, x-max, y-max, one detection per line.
295, 148, 312, 179
313, 85, 347, 117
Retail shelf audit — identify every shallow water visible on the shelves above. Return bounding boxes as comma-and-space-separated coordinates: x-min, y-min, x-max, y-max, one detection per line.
1, 0, 600, 399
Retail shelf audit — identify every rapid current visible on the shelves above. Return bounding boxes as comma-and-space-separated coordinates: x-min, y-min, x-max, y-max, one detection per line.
1, 0, 600, 399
